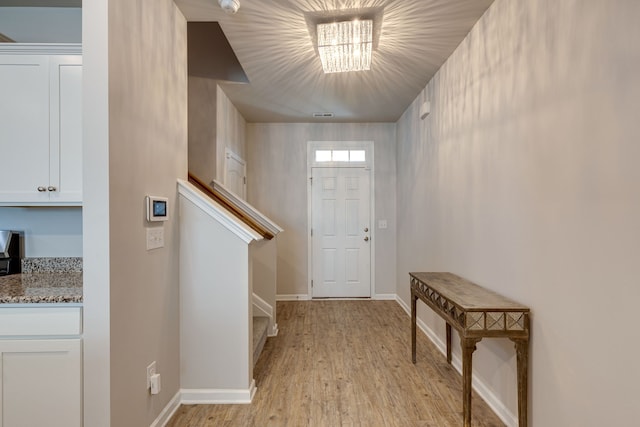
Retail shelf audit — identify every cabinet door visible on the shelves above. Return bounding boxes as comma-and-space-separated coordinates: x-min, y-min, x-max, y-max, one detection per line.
0, 339, 82, 427
49, 56, 83, 203
0, 55, 51, 203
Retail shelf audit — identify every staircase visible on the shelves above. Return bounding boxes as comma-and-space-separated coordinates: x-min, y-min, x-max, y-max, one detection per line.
179, 178, 281, 403
252, 316, 269, 365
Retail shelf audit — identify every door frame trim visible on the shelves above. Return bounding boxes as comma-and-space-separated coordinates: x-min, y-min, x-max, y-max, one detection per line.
224, 147, 247, 199
306, 140, 375, 298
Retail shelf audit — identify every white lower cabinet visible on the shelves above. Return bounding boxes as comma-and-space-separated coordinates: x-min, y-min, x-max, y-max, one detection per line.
0, 306, 82, 427
0, 339, 81, 427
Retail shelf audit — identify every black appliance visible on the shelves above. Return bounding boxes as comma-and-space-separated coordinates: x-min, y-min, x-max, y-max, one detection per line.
0, 231, 21, 276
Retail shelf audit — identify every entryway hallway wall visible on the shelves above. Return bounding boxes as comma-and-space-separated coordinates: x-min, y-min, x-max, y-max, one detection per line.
395, 0, 640, 425
246, 123, 396, 299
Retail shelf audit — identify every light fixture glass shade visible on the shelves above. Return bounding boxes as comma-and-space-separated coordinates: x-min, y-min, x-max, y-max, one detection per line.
317, 19, 373, 73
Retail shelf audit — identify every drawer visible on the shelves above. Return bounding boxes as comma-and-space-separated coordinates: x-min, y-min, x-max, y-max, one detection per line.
0, 306, 82, 336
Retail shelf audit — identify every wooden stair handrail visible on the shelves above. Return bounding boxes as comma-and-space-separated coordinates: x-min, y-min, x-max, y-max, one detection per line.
188, 172, 275, 240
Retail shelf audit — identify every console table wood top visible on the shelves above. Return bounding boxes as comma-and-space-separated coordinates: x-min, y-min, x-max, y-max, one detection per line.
410, 272, 530, 427
410, 272, 528, 311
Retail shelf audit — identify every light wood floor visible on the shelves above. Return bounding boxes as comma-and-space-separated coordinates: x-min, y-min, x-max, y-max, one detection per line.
167, 300, 505, 427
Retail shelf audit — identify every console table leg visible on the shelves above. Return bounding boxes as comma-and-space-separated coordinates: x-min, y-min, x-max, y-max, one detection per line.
446, 323, 452, 364
461, 337, 481, 427
511, 338, 529, 427
411, 292, 417, 364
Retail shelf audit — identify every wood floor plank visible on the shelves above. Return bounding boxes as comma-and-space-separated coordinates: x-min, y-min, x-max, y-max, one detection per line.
166, 300, 506, 427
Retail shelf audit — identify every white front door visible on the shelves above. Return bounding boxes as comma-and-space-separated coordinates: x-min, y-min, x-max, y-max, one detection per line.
311, 167, 371, 298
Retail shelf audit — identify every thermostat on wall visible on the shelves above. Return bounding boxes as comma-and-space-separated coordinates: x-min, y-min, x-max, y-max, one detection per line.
146, 196, 168, 222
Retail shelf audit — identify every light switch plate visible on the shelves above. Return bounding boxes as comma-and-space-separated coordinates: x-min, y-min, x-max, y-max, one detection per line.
146, 228, 164, 250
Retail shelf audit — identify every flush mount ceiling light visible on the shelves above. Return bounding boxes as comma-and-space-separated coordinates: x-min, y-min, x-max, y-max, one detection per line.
317, 19, 373, 73
218, 0, 240, 14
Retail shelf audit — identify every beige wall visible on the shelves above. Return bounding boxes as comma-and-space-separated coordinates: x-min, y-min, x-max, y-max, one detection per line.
247, 123, 397, 297
188, 83, 245, 185
188, 76, 218, 183
396, 0, 640, 425
83, 0, 187, 426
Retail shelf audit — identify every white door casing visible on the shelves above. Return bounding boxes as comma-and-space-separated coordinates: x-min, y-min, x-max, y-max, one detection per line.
224, 148, 246, 200
307, 141, 374, 299
311, 167, 371, 297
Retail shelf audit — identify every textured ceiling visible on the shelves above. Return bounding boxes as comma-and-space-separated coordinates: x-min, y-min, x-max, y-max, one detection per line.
176, 0, 494, 123
4, 0, 494, 122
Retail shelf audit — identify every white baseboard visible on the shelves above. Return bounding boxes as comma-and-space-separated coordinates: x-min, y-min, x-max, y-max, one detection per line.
269, 322, 279, 337
151, 381, 257, 426
468, 369, 518, 427
253, 292, 278, 337
253, 293, 273, 318
150, 391, 181, 427
394, 294, 410, 312
278, 294, 397, 301
373, 293, 397, 300
394, 296, 518, 427
180, 379, 256, 405
276, 294, 311, 301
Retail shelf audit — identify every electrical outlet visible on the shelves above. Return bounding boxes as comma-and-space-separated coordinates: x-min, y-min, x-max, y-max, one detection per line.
378, 219, 388, 229
146, 361, 156, 390
150, 373, 161, 395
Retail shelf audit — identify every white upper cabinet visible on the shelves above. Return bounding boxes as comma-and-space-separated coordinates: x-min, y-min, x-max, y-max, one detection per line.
0, 54, 50, 203
50, 55, 83, 203
0, 45, 82, 206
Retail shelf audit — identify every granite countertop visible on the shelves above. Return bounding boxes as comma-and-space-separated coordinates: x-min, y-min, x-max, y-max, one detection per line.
0, 257, 83, 304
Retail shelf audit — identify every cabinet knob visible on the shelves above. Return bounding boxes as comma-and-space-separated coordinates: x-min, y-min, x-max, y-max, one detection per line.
47, 186, 57, 192
37, 186, 47, 192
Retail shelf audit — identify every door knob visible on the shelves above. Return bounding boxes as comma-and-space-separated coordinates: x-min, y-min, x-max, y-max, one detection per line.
364, 236, 369, 242
364, 227, 369, 232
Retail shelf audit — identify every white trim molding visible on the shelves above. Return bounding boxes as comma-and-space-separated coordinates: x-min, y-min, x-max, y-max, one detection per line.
252, 292, 272, 317
177, 179, 262, 244
277, 294, 311, 301
212, 179, 283, 236
277, 295, 398, 301
152, 382, 257, 426
373, 293, 397, 300
180, 380, 257, 405
306, 140, 376, 299
222, 148, 247, 199
149, 391, 181, 427
252, 293, 278, 337
269, 323, 279, 337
